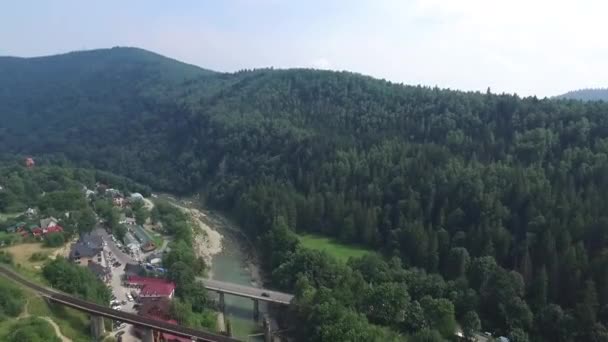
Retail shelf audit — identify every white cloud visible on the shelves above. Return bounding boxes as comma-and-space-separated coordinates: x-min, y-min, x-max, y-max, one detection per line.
310, 58, 331, 69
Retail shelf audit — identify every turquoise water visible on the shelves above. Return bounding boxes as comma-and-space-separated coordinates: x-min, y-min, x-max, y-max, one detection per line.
160, 195, 269, 339
209, 226, 268, 339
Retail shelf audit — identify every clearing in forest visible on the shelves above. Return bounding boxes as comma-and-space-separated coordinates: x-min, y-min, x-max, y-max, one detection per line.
298, 233, 373, 263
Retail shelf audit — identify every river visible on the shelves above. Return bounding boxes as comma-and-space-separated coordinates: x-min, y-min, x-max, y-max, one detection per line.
203, 211, 270, 340
161, 196, 271, 340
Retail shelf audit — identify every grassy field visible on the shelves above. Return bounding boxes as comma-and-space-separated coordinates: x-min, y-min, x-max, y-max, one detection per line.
2, 243, 58, 276
298, 233, 373, 263
0, 212, 20, 221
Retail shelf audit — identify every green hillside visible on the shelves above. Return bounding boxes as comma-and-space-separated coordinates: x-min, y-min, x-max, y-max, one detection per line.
3, 48, 608, 340
555, 88, 608, 101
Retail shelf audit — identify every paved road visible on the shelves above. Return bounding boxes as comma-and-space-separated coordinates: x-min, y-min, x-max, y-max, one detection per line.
198, 278, 293, 305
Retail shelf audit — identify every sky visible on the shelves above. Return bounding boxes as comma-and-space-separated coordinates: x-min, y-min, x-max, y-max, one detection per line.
1, 0, 607, 97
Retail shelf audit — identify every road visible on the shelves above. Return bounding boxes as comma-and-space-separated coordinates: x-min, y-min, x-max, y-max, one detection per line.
198, 278, 293, 305
95, 227, 142, 341
0, 265, 240, 342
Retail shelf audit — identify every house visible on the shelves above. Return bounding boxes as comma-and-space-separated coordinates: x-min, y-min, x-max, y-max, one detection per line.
45, 225, 64, 234
87, 260, 111, 283
125, 276, 175, 299
25, 157, 35, 168
25, 208, 37, 218
120, 217, 136, 226
69, 233, 103, 265
130, 193, 145, 202
40, 217, 59, 230
124, 263, 146, 278
105, 188, 122, 198
113, 196, 125, 208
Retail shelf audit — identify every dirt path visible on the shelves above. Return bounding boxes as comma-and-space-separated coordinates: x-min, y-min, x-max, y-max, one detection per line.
40, 317, 72, 342
18, 300, 72, 342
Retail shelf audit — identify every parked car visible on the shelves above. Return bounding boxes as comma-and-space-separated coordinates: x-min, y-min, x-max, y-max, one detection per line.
261, 292, 270, 298
126, 293, 133, 302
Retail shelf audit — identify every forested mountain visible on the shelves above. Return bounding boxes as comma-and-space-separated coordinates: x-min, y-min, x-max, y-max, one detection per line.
3, 47, 608, 340
555, 88, 608, 101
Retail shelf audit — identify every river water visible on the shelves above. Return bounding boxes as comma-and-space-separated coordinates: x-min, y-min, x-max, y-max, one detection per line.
204, 211, 270, 340
162, 195, 270, 340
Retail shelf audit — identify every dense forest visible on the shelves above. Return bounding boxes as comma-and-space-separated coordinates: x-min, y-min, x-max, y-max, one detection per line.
3, 47, 608, 340
555, 88, 608, 102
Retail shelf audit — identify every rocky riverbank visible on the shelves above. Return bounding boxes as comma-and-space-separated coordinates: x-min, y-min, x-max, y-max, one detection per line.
170, 201, 223, 272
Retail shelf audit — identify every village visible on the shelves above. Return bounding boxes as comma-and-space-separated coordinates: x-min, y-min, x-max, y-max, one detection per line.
0, 162, 192, 342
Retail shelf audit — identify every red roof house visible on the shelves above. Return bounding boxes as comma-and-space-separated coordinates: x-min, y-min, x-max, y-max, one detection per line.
126, 276, 175, 299
45, 225, 64, 234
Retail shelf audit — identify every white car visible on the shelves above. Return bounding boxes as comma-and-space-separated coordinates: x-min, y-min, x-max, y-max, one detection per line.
126, 293, 133, 302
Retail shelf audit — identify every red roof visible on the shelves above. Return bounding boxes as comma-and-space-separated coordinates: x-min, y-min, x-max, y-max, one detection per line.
127, 276, 175, 297
46, 225, 63, 234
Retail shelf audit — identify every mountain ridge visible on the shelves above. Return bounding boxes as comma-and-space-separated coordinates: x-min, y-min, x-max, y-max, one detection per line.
555, 88, 608, 101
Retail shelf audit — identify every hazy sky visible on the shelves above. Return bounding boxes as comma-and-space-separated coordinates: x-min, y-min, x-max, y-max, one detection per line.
1, 0, 607, 97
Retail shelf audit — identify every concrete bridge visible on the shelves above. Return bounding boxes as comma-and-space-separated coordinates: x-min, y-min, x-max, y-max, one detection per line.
198, 277, 293, 322
0, 265, 240, 342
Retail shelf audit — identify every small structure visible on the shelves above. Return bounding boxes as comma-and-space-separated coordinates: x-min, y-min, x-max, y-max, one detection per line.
16, 226, 29, 238
120, 217, 136, 226
31, 227, 43, 238
87, 260, 111, 283
124, 263, 146, 278
133, 225, 156, 252
25, 208, 37, 218
112, 197, 125, 208
40, 217, 59, 230
105, 188, 122, 197
130, 193, 145, 202
125, 276, 175, 299
141, 241, 156, 253
5, 222, 25, 234
25, 157, 35, 169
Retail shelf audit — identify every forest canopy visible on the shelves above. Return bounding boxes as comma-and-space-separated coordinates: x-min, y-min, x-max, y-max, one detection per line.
3, 47, 608, 340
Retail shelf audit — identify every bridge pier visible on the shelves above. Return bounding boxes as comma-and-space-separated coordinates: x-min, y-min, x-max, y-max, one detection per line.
90, 315, 105, 340
218, 291, 225, 314
263, 315, 272, 342
142, 327, 154, 342
253, 299, 260, 321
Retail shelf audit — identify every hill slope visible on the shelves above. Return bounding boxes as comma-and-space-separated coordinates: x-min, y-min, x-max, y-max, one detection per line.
555, 88, 608, 101
3, 48, 608, 341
